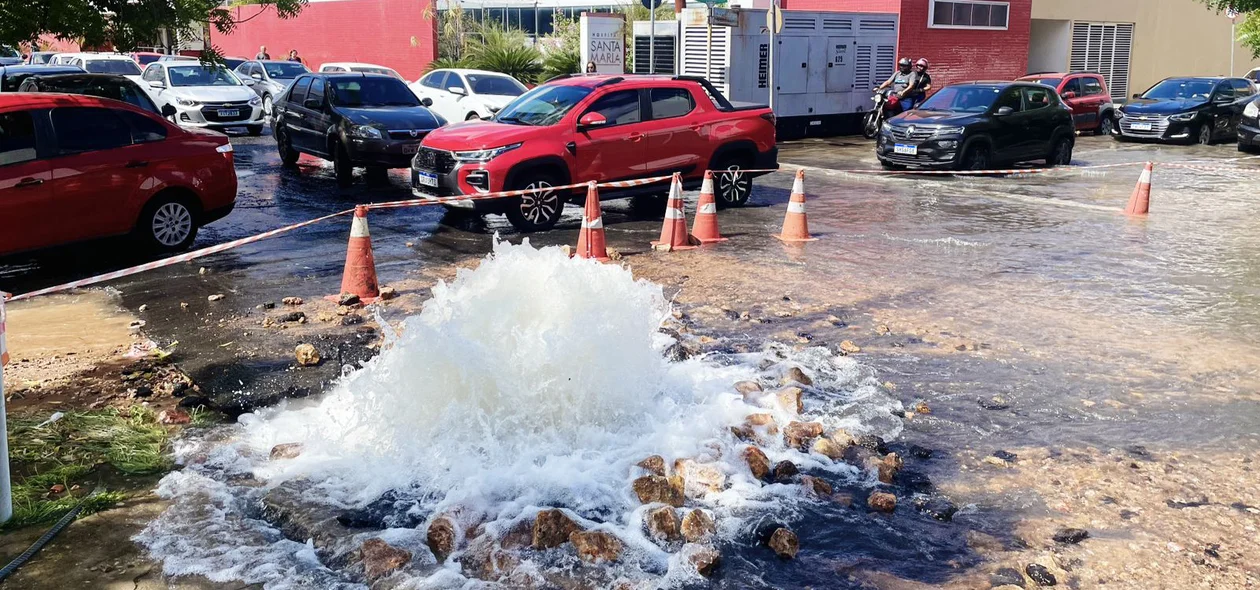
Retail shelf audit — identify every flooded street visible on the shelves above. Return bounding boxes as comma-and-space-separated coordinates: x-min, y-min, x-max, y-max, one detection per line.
3, 133, 1260, 589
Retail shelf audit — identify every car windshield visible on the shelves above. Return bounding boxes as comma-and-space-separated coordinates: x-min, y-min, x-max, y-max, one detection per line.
264, 62, 308, 79
223, 58, 246, 70
168, 65, 241, 86
0, 46, 19, 58
917, 85, 1002, 113
329, 76, 419, 107
350, 66, 400, 78
1142, 79, 1215, 100
1028, 77, 1061, 88
495, 84, 593, 126
29, 53, 54, 65
34, 77, 160, 115
135, 54, 162, 65
467, 74, 526, 96
85, 60, 142, 76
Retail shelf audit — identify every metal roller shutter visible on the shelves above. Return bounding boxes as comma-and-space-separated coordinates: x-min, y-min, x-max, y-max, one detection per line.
1070, 22, 1133, 100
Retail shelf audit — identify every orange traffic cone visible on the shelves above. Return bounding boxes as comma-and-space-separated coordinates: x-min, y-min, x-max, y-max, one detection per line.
775, 169, 818, 242
327, 205, 380, 304
574, 181, 610, 262
1124, 162, 1152, 215
651, 173, 698, 251
690, 171, 728, 244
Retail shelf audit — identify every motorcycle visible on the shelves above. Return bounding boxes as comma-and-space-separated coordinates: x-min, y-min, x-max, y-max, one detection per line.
862, 88, 902, 139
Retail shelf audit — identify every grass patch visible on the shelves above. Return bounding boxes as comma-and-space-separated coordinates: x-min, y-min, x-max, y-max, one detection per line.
3, 407, 171, 530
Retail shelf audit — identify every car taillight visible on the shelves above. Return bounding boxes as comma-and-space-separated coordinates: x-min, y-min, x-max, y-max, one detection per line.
761, 112, 777, 126
215, 142, 234, 164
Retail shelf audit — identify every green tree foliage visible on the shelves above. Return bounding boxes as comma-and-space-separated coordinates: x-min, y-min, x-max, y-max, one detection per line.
0, 0, 305, 52
465, 25, 543, 83
1201, 1, 1260, 57
540, 12, 581, 80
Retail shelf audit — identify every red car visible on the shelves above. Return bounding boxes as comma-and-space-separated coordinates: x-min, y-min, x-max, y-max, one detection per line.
412, 74, 778, 231
0, 93, 237, 256
1018, 72, 1115, 135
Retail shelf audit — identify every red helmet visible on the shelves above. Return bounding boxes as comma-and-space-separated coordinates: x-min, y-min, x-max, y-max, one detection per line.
915, 58, 929, 68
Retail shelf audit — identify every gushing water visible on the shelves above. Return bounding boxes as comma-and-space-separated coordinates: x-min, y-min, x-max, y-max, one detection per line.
137, 241, 901, 588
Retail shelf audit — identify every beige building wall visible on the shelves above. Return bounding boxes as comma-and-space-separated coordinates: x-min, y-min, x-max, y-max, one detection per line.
1032, 0, 1260, 95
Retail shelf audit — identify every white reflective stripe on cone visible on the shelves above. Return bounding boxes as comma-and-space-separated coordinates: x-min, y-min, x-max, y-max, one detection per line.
582, 217, 604, 229
1138, 168, 1152, 184
792, 178, 804, 194
787, 201, 807, 214
665, 208, 685, 220
350, 216, 371, 238
700, 178, 714, 194
698, 203, 717, 214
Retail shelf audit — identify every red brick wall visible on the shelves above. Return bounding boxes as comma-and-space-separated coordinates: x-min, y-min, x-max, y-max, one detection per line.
779, 0, 1031, 88
210, 0, 438, 81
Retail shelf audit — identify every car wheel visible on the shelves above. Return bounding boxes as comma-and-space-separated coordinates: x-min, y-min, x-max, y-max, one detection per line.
1196, 124, 1213, 145
714, 158, 753, 208
956, 143, 990, 171
504, 171, 564, 232
247, 125, 264, 137
1048, 137, 1073, 167
276, 127, 299, 167
333, 141, 354, 187
465, 112, 481, 121
262, 94, 273, 118
1096, 116, 1114, 136
137, 194, 198, 253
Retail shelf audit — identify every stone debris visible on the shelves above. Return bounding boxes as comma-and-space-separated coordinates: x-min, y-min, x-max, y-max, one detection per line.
680, 509, 716, 543
269, 443, 304, 460
682, 543, 721, 576
673, 459, 727, 497
569, 530, 623, 563
780, 367, 812, 386
878, 452, 903, 484
768, 527, 799, 559
632, 476, 684, 507
1026, 563, 1057, 586
839, 340, 861, 354
742, 446, 771, 480
800, 475, 833, 497
637, 455, 666, 477
426, 516, 457, 561
783, 421, 824, 450
645, 506, 680, 542
295, 343, 321, 367
1052, 528, 1089, 545
772, 460, 799, 483
378, 286, 397, 300
775, 386, 804, 415
867, 492, 897, 513
532, 509, 581, 550
360, 538, 411, 581
207, 294, 225, 302
282, 297, 304, 306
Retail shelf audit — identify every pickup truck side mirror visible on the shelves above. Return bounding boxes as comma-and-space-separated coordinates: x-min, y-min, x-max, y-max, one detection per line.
1062, 91, 1077, 99
420, 97, 433, 107
994, 106, 1015, 116
578, 111, 608, 129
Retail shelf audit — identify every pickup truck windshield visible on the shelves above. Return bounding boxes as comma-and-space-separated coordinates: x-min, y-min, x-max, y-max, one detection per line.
495, 85, 593, 126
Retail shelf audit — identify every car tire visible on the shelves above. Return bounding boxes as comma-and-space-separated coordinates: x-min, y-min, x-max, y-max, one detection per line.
465, 112, 481, 121
333, 141, 354, 187
262, 94, 273, 118
1096, 116, 1114, 136
504, 170, 565, 232
714, 156, 753, 208
136, 193, 199, 253
1240, 141, 1260, 153
247, 125, 264, 137
276, 127, 300, 167
1196, 124, 1213, 145
1048, 136, 1073, 167
955, 143, 990, 171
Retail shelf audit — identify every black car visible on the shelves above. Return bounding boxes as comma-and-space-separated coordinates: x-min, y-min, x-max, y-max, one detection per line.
1115, 77, 1258, 144
273, 73, 444, 186
1238, 97, 1260, 153
0, 65, 84, 92
17, 73, 169, 117
876, 82, 1076, 170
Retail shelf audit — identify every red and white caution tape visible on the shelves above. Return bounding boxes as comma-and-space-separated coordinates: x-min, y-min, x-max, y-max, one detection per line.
368, 175, 675, 211
0, 293, 8, 366
6, 209, 355, 303
1160, 162, 1260, 174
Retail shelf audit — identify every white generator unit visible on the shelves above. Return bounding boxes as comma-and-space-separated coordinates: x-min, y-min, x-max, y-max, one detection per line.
633, 21, 677, 75
680, 8, 898, 138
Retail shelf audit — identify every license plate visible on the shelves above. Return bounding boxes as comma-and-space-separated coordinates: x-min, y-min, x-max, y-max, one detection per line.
1131, 122, 1152, 131
893, 143, 918, 155
403, 144, 420, 154
218, 109, 239, 118
417, 171, 439, 187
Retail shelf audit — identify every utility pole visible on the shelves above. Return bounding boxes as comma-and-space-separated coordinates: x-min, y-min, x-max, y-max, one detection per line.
650, 3, 656, 74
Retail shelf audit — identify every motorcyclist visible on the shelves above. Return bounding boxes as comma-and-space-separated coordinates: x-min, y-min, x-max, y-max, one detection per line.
875, 57, 919, 113
902, 58, 933, 110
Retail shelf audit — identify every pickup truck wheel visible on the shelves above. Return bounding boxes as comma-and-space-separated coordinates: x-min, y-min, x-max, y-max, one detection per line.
504, 173, 564, 232
276, 127, 299, 167
715, 161, 752, 208
136, 194, 198, 253
333, 141, 354, 187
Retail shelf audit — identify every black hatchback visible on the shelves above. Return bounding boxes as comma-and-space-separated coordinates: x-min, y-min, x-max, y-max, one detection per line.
273, 72, 446, 186
1115, 77, 1258, 144
877, 82, 1075, 171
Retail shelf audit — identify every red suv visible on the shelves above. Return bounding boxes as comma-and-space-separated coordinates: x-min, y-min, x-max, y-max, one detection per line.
0, 93, 237, 256
1017, 72, 1115, 135
412, 75, 778, 231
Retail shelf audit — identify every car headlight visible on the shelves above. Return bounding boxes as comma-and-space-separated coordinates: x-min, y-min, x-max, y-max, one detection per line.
933, 126, 965, 136
348, 125, 383, 140
175, 96, 199, 107
1246, 101, 1259, 118
880, 122, 891, 134
249, 95, 261, 106
1168, 112, 1197, 122
452, 143, 522, 163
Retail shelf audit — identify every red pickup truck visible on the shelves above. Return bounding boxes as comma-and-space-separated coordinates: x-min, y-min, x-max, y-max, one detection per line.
412, 74, 779, 231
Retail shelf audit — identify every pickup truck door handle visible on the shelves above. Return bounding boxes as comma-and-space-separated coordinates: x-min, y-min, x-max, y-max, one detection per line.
125, 160, 149, 168
15, 177, 43, 188
628, 132, 644, 142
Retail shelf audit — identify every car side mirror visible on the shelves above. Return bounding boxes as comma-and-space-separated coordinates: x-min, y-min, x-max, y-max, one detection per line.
149, 80, 166, 89
251, 72, 262, 80
1214, 95, 1233, 104
161, 104, 177, 118
578, 111, 608, 129
304, 98, 321, 109
448, 86, 467, 96
1062, 91, 1077, 99
421, 97, 433, 107
995, 106, 1014, 116
1132, 93, 1142, 99
243, 79, 255, 86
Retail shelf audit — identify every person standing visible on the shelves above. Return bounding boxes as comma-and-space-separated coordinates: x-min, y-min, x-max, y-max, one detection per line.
586, 61, 597, 74
287, 49, 305, 66
256, 45, 270, 60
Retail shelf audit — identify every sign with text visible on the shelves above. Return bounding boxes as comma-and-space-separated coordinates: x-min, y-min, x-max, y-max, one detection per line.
580, 13, 626, 75
709, 7, 738, 27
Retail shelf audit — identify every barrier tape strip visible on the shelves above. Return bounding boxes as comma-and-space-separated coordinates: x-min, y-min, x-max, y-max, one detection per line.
1, 294, 7, 366
368, 175, 675, 211
6, 209, 355, 303
1160, 162, 1260, 174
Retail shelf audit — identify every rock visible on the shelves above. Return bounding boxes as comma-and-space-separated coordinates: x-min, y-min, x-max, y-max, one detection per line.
158, 409, 191, 425
316, 312, 338, 323
257, 302, 275, 310
569, 530, 622, 563
775, 386, 804, 415
783, 421, 824, 450
683, 543, 721, 577
773, 460, 799, 483
138, 304, 148, 312
177, 395, 211, 409
427, 516, 458, 561
780, 367, 813, 386
180, 302, 189, 311
632, 476, 684, 507
855, 434, 888, 454
533, 509, 582, 549
132, 386, 153, 398
829, 429, 857, 448
295, 343, 321, 367
742, 447, 771, 480
673, 459, 726, 497
1026, 563, 1057, 586
745, 413, 777, 428
812, 437, 847, 460
277, 311, 306, 323
839, 340, 861, 354
831, 493, 854, 507
341, 314, 364, 326
914, 401, 931, 414
282, 297, 303, 306
875, 324, 890, 335
378, 286, 397, 300
730, 425, 756, 441
207, 294, 225, 302
734, 380, 763, 400
908, 444, 934, 459
199, 267, 208, 275
49, 484, 65, 494
990, 567, 1026, 587
360, 538, 411, 581
768, 527, 799, 559
983, 456, 1012, 468
336, 293, 361, 306
680, 509, 716, 543
645, 506, 681, 542
1053, 528, 1090, 545
800, 475, 833, 497
878, 452, 903, 484
914, 496, 958, 522
637, 455, 666, 477
992, 450, 1018, 463
269, 443, 303, 460
867, 492, 897, 513
978, 397, 1010, 410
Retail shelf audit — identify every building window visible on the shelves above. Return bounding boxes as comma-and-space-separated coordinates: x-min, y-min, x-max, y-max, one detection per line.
929, 1, 1009, 30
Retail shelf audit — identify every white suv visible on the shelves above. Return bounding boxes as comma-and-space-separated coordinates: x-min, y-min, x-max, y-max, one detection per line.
408, 68, 527, 123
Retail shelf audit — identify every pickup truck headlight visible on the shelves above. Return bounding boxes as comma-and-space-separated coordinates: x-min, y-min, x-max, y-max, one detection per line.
175, 96, 199, 107
1168, 112, 1197, 122
933, 126, 965, 136
348, 125, 383, 140
1245, 101, 1259, 118
452, 143, 522, 163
